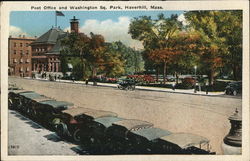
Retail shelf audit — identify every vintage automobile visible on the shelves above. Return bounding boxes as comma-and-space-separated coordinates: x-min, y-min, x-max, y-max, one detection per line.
53, 107, 118, 145
126, 127, 172, 154
152, 133, 215, 154
33, 100, 74, 129
117, 79, 136, 90
8, 89, 33, 111
8, 85, 22, 109
53, 107, 94, 141
18, 92, 50, 115
79, 116, 124, 154
27, 97, 55, 119
103, 119, 154, 154
225, 81, 242, 96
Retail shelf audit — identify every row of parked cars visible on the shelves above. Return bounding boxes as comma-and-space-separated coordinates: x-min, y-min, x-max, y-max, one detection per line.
8, 84, 215, 155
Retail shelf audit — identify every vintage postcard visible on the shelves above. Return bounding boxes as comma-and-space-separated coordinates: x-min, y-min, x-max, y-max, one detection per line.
1, 1, 249, 161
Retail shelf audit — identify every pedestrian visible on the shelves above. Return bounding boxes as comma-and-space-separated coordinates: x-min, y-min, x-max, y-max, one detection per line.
205, 80, 209, 94
172, 82, 176, 91
85, 78, 89, 85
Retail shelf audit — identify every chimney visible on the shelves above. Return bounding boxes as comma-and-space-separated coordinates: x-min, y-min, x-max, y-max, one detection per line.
70, 16, 79, 33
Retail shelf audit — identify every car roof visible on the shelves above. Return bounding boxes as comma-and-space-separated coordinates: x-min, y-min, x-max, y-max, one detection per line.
82, 110, 118, 119
19, 92, 45, 99
131, 127, 172, 141
62, 107, 94, 117
160, 133, 209, 149
11, 90, 34, 94
94, 117, 124, 128
39, 100, 74, 108
32, 97, 54, 102
112, 119, 153, 131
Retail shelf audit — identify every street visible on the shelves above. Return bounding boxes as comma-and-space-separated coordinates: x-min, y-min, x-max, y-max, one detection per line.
8, 77, 242, 154
8, 110, 79, 155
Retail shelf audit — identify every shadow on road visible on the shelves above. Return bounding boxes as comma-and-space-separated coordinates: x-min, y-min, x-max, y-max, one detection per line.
71, 146, 89, 155
9, 110, 44, 130
44, 133, 62, 142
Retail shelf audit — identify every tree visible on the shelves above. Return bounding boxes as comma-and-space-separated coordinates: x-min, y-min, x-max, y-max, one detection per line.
61, 32, 90, 79
107, 41, 144, 75
185, 10, 242, 83
129, 14, 182, 84
61, 32, 127, 81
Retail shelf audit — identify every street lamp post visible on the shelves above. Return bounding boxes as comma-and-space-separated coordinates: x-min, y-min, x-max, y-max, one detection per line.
194, 65, 197, 93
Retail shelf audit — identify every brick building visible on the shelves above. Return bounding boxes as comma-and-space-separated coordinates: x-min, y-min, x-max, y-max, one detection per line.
8, 35, 36, 77
30, 16, 79, 74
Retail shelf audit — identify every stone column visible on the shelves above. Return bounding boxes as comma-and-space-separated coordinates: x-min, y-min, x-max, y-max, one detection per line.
42, 64, 44, 72
52, 62, 55, 72
56, 63, 58, 72
33, 63, 36, 71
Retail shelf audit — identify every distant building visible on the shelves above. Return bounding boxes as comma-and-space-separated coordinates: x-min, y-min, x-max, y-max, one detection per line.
30, 16, 79, 74
8, 35, 36, 77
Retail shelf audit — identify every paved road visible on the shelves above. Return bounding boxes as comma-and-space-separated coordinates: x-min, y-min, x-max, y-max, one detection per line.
8, 110, 79, 155
8, 77, 242, 154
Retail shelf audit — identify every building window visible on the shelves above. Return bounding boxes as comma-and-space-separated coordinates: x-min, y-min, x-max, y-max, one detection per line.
20, 50, 23, 55
13, 50, 16, 54
13, 59, 17, 63
26, 43, 28, 47
26, 59, 30, 63
20, 58, 23, 63
26, 67, 30, 71
26, 50, 29, 55
20, 67, 23, 72
20, 43, 23, 47
14, 43, 16, 47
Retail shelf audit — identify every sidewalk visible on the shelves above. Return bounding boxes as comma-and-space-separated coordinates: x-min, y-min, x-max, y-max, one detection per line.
27, 77, 225, 96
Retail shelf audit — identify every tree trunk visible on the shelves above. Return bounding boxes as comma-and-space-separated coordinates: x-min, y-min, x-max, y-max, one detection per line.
163, 62, 167, 84
80, 49, 85, 80
156, 66, 159, 82
208, 68, 214, 85
232, 64, 239, 81
175, 72, 179, 84
80, 57, 85, 80
92, 66, 97, 86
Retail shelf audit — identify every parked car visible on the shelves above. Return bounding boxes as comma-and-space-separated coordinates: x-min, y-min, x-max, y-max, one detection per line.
225, 81, 242, 96
28, 97, 55, 119
53, 107, 95, 142
33, 100, 74, 129
79, 116, 124, 154
117, 79, 136, 90
8, 89, 33, 111
54, 107, 118, 145
18, 92, 49, 115
104, 119, 153, 154
125, 127, 172, 154
154, 133, 215, 154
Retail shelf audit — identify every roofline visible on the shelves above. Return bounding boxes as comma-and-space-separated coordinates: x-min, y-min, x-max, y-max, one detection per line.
30, 42, 57, 45
9, 37, 36, 41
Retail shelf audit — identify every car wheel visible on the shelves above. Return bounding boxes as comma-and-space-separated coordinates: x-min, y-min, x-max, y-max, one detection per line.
73, 129, 81, 143
233, 90, 237, 96
56, 123, 68, 138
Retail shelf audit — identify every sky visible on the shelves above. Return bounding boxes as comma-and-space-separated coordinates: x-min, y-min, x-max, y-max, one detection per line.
10, 11, 185, 49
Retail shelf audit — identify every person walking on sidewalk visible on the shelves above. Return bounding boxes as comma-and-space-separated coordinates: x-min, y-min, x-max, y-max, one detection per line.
172, 82, 176, 91
205, 80, 209, 94
85, 78, 89, 85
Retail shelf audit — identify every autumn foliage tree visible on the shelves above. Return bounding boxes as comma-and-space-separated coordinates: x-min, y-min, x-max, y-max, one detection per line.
185, 10, 242, 83
61, 32, 125, 81
129, 14, 182, 84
